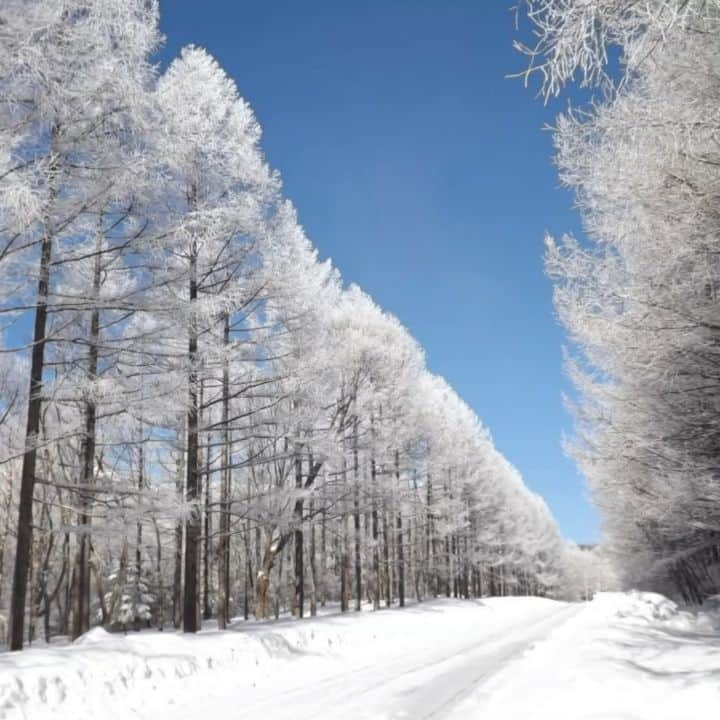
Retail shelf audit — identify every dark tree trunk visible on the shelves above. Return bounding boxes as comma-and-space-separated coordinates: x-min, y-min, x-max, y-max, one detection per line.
72, 226, 103, 640
353, 420, 361, 612
60, 532, 70, 635
445, 536, 452, 597
320, 504, 327, 607
395, 451, 405, 608
244, 529, 253, 621
152, 518, 164, 629
10, 222, 53, 651
173, 520, 182, 628
382, 510, 392, 607
107, 539, 129, 625
426, 476, 435, 597
293, 453, 304, 618
217, 314, 231, 630
203, 426, 211, 621
452, 535, 459, 598
462, 537, 469, 599
73, 385, 96, 639
309, 501, 318, 617
293, 527, 304, 617
371, 458, 380, 610
340, 546, 351, 612
134, 436, 144, 631
183, 236, 200, 633
340, 458, 350, 613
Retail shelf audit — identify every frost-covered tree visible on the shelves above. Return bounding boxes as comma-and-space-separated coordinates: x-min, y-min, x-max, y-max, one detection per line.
0, 2, 574, 650
521, 0, 720, 599
151, 44, 278, 632
0, 0, 160, 650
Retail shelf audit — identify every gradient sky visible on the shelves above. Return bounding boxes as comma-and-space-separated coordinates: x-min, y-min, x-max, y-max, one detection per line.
157, 0, 599, 543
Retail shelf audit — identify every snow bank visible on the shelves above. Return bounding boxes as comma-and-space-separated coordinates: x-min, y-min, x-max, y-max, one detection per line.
453, 591, 720, 720
0, 597, 560, 720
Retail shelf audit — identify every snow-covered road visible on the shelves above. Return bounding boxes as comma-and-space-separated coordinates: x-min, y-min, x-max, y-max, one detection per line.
183, 603, 580, 720
3, 593, 718, 720
1, 596, 575, 719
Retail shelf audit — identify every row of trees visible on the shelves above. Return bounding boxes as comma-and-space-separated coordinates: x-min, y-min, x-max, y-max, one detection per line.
0, 0, 585, 650
521, 0, 720, 601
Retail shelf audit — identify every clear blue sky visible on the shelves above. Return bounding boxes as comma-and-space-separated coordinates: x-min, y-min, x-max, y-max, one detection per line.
157, 0, 599, 544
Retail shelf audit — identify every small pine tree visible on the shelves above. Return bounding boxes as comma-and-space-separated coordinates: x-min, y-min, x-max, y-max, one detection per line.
104, 564, 155, 631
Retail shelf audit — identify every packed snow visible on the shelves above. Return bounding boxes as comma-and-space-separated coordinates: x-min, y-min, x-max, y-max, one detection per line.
1, 593, 718, 720
453, 592, 720, 720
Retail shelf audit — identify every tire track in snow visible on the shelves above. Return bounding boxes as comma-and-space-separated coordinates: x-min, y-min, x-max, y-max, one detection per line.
220, 602, 582, 720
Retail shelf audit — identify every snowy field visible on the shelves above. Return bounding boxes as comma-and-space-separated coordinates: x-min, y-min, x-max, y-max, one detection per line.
1, 593, 718, 720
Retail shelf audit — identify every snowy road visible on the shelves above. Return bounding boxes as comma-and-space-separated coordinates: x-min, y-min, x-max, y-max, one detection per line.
5, 593, 718, 720
169, 601, 581, 720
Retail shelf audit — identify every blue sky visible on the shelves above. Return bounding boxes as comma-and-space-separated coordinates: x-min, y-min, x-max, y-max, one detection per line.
158, 0, 599, 543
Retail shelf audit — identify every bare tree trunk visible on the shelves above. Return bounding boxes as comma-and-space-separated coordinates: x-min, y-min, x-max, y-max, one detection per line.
255, 533, 281, 619
152, 519, 164, 630
254, 462, 323, 618
244, 527, 253, 621
293, 454, 304, 618
410, 517, 422, 602
340, 540, 351, 612
452, 535, 459, 598
42, 536, 68, 640
308, 502, 318, 617
60, 532, 71, 635
382, 509, 392, 607
396, 514, 405, 607
0, 481, 13, 607
340, 457, 350, 613
353, 420, 361, 612
426, 475, 435, 597
203, 427, 211, 621
89, 544, 108, 627
173, 446, 184, 629
395, 451, 405, 608
31, 500, 53, 645
217, 313, 231, 630
10, 214, 54, 650
172, 521, 182, 628
40, 534, 53, 644
254, 524, 261, 601
445, 536, 451, 597
134, 436, 144, 631
107, 539, 129, 625
183, 235, 200, 633
72, 225, 103, 640
276, 544, 285, 619
462, 536, 469, 599
27, 536, 36, 645
320, 501, 327, 607
371, 458, 380, 609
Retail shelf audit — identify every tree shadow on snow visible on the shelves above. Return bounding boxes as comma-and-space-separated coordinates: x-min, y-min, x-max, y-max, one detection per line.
607, 622, 720, 687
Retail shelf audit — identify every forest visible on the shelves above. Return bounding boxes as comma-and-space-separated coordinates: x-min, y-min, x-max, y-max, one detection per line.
532, 0, 720, 604
0, 1, 597, 653
1, 0, 719, 673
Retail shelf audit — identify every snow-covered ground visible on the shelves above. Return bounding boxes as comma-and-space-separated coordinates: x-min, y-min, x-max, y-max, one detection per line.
1, 593, 718, 720
454, 591, 720, 720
